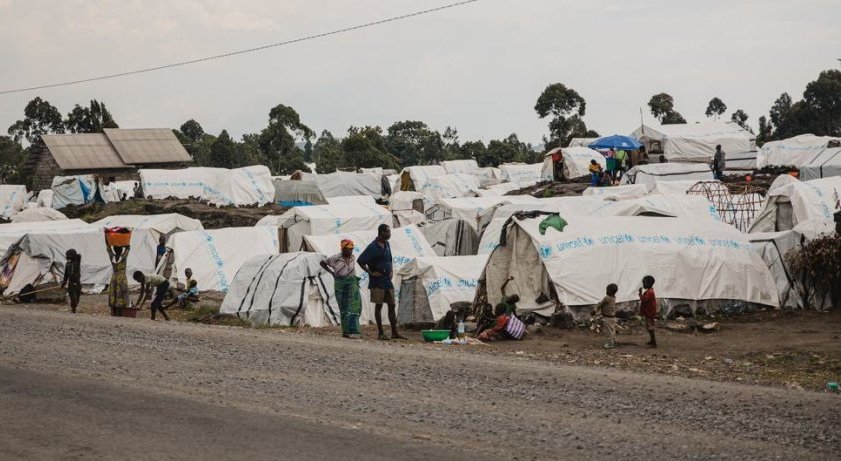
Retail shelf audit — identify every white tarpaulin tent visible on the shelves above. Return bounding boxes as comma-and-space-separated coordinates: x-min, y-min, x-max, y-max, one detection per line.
800, 148, 841, 180
417, 219, 479, 256
316, 171, 382, 199
303, 225, 435, 324
475, 182, 521, 197
632, 122, 754, 163
499, 163, 544, 187
756, 134, 840, 169
273, 179, 327, 206
582, 184, 649, 198
325, 195, 377, 206
9, 207, 68, 224
568, 137, 599, 148
51, 175, 97, 209
749, 176, 841, 233
541, 147, 606, 181
219, 253, 339, 327
421, 173, 481, 201
260, 203, 392, 252
748, 231, 802, 309
0, 185, 27, 218
0, 219, 90, 255
0, 227, 157, 295
94, 213, 203, 237
441, 159, 479, 175
481, 216, 779, 320
395, 255, 485, 324
651, 179, 709, 195
103, 180, 135, 202
399, 165, 447, 193
620, 163, 715, 190
431, 196, 541, 230
140, 166, 274, 206
599, 195, 723, 222
167, 226, 280, 292
36, 190, 53, 209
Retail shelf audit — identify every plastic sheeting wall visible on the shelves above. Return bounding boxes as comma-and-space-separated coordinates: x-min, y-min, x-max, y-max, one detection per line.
395, 255, 485, 322
499, 163, 544, 187
261, 203, 392, 252
140, 166, 274, 206
620, 163, 715, 190
0, 185, 27, 218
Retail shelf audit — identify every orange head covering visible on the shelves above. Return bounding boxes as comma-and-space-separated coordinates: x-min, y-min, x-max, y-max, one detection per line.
340, 239, 354, 250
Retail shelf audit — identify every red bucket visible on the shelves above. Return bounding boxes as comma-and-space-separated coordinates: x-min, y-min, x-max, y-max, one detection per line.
105, 227, 132, 247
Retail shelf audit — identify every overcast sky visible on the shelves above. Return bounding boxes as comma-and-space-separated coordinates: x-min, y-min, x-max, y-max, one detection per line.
1, 0, 838, 145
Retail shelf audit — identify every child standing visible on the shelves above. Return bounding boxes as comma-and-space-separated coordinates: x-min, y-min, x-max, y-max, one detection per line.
638, 275, 657, 347
595, 283, 618, 348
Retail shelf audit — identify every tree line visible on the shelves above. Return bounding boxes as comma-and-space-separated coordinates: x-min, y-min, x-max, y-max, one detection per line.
2, 69, 839, 184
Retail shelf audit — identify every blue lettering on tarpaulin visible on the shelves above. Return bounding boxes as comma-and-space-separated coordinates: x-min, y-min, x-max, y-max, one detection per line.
599, 233, 635, 245
676, 235, 707, 246
539, 244, 552, 259
457, 279, 478, 289
203, 232, 229, 292
638, 235, 672, 244
393, 255, 411, 265
426, 277, 454, 297
403, 227, 425, 255
243, 169, 269, 203
262, 226, 279, 250
554, 236, 595, 253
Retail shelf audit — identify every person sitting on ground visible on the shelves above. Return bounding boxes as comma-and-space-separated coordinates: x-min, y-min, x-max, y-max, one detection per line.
478, 303, 511, 342
61, 249, 82, 314
594, 283, 618, 349
638, 275, 657, 348
165, 279, 198, 309
133, 271, 170, 321
588, 160, 603, 186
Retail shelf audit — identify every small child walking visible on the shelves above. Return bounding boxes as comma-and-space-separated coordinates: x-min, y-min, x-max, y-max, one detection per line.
595, 283, 619, 349
638, 275, 657, 348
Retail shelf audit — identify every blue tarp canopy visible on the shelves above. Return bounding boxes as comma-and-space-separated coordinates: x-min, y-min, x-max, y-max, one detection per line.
589, 135, 642, 150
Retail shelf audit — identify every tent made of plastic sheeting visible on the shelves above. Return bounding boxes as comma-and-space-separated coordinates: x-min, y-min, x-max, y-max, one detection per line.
599, 195, 723, 222
632, 122, 754, 163
418, 219, 479, 256
428, 196, 541, 230
567, 137, 599, 148
10, 208, 68, 223
390, 191, 427, 227
167, 226, 280, 293
499, 163, 544, 187
756, 134, 841, 169
474, 167, 501, 182
316, 171, 383, 199
541, 147, 605, 181
399, 165, 447, 192
303, 225, 435, 324
0, 219, 90, 255
259, 203, 392, 252
799, 148, 841, 180
651, 179, 709, 195
395, 255, 485, 324
103, 181, 135, 202
140, 166, 274, 206
51, 175, 98, 209
420, 173, 481, 201
0, 228, 157, 295
325, 195, 376, 206
0, 185, 27, 218
748, 231, 802, 309
94, 214, 203, 238
479, 216, 779, 321
620, 163, 715, 190
582, 184, 649, 198
724, 151, 758, 172
272, 179, 327, 206
36, 190, 53, 208
474, 182, 521, 197
441, 159, 479, 175
219, 253, 339, 327
749, 176, 841, 233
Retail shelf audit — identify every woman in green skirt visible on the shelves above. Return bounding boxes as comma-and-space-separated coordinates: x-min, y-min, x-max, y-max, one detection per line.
320, 239, 362, 339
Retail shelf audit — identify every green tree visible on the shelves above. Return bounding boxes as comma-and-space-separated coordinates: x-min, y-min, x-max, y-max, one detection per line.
730, 109, 752, 132
209, 130, 238, 168
648, 93, 686, 125
257, 104, 313, 174
460, 141, 489, 166
756, 116, 772, 147
313, 130, 345, 173
343, 126, 399, 170
705, 97, 727, 119
483, 134, 537, 167
441, 126, 463, 160
0, 136, 25, 184
384, 120, 443, 166
179, 119, 205, 144
64, 99, 118, 133
7, 97, 64, 145
769, 93, 795, 139
534, 83, 588, 148
801, 69, 841, 136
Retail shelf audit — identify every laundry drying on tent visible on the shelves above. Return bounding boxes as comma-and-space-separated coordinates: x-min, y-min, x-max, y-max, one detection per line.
395, 255, 484, 324
139, 166, 274, 206
219, 253, 339, 327
259, 203, 392, 252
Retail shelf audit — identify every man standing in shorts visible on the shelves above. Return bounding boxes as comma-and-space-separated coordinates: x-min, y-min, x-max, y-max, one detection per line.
358, 224, 406, 340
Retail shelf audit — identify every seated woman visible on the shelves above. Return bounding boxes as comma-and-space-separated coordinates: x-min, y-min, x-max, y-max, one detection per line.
478, 304, 511, 342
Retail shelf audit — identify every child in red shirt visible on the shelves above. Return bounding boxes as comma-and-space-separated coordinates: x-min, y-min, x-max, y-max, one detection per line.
638, 275, 657, 348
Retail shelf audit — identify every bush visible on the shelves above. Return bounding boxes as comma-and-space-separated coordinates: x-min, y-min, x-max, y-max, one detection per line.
787, 233, 841, 309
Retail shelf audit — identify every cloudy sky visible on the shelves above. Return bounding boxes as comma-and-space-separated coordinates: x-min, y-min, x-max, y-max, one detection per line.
1, 0, 838, 145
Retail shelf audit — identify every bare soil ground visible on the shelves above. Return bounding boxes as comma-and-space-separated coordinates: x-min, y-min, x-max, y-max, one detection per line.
19, 294, 841, 393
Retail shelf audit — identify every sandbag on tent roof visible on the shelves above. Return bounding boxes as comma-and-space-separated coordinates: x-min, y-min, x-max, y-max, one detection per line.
259, 203, 392, 252
219, 253, 339, 327
632, 121, 754, 163
429, 196, 541, 230
94, 214, 203, 237
499, 162, 544, 187
395, 255, 485, 324
620, 163, 715, 190
582, 184, 648, 198
140, 165, 274, 206
303, 225, 435, 324
10, 207, 68, 224
417, 219, 479, 256
0, 227, 157, 295
0, 219, 90, 255
541, 147, 606, 181
0, 185, 27, 218
749, 176, 841, 233
316, 171, 383, 199
167, 226, 280, 293
756, 134, 841, 169
273, 178, 327, 206
441, 159, 479, 175
420, 173, 481, 201
399, 165, 447, 192
479, 215, 778, 321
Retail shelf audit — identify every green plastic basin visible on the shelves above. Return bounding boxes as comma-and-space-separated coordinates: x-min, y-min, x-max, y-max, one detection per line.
422, 330, 450, 342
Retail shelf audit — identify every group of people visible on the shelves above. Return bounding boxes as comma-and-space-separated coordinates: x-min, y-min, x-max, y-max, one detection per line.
588, 147, 633, 186
594, 275, 658, 349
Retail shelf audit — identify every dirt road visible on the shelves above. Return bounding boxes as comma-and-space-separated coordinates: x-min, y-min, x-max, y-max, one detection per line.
1, 307, 839, 460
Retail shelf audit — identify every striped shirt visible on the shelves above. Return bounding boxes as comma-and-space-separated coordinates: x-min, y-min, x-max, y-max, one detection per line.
324, 253, 356, 278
